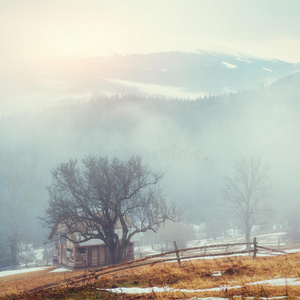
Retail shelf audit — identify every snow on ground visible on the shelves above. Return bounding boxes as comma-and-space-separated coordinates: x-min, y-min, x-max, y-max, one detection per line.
138, 245, 161, 255
104, 285, 233, 295
106, 277, 300, 295
34, 248, 44, 260
222, 61, 237, 69
284, 248, 300, 254
104, 286, 173, 294
245, 297, 289, 300
49, 267, 71, 273
211, 271, 222, 276
248, 277, 300, 286
237, 57, 252, 64
187, 298, 228, 300
0, 266, 50, 278
262, 67, 273, 72
104, 286, 227, 294
187, 231, 287, 249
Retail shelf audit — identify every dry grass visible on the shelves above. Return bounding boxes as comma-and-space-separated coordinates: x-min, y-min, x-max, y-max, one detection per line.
2, 253, 300, 299
0, 267, 87, 297
129, 253, 300, 289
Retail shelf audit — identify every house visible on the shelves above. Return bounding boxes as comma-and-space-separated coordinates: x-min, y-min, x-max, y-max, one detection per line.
49, 220, 137, 268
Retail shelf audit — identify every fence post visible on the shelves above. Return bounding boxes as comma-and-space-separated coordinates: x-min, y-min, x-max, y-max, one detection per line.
174, 241, 181, 267
253, 237, 257, 259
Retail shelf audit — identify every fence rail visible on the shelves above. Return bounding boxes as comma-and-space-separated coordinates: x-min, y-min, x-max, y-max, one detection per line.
28, 236, 290, 293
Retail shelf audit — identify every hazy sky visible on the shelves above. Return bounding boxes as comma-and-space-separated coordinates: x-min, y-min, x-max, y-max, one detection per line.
1, 0, 300, 62
1, 0, 300, 115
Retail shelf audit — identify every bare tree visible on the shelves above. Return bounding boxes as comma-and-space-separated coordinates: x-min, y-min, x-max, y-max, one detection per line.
285, 203, 300, 243
0, 147, 39, 266
44, 155, 180, 264
222, 157, 271, 247
0, 232, 10, 267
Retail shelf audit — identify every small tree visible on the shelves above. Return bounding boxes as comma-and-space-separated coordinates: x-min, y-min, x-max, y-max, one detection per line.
44, 155, 180, 264
222, 157, 271, 247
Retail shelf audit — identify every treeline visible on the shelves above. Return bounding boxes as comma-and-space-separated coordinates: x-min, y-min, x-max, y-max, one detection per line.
0, 77, 300, 267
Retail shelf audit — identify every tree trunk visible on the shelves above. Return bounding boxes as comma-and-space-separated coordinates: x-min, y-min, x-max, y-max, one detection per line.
10, 233, 18, 267
108, 242, 128, 265
245, 219, 251, 250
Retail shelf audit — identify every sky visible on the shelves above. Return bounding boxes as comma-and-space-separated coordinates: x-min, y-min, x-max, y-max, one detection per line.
1, 0, 300, 62
1, 0, 300, 114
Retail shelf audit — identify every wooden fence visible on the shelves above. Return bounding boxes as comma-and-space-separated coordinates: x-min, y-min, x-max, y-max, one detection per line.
28, 237, 287, 293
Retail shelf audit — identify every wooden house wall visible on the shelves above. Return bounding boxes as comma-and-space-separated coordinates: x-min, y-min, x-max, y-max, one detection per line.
53, 226, 135, 268
52, 228, 75, 268
73, 242, 134, 268
52, 231, 60, 264
74, 245, 101, 268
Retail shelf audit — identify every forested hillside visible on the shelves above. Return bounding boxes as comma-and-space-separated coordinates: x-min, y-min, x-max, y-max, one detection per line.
0, 73, 300, 266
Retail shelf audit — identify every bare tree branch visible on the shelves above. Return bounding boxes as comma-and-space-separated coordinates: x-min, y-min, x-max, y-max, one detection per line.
44, 155, 181, 264
222, 156, 271, 247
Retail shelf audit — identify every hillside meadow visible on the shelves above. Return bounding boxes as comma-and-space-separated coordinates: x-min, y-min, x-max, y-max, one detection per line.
1, 252, 300, 299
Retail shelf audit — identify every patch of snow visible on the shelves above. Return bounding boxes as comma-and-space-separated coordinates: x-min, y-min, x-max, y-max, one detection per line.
78, 238, 105, 247
212, 271, 223, 276
183, 285, 242, 292
139, 245, 157, 252
0, 267, 50, 278
237, 57, 252, 63
248, 277, 300, 286
49, 267, 71, 273
106, 278, 300, 295
257, 232, 286, 238
107, 285, 242, 294
246, 297, 287, 300
222, 62, 237, 69
284, 248, 300, 253
105, 286, 173, 294
35, 248, 44, 260
187, 298, 228, 300
175, 45, 243, 57
262, 67, 273, 72
105, 284, 242, 294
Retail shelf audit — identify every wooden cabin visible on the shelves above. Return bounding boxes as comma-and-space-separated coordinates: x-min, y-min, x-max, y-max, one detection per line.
50, 223, 136, 268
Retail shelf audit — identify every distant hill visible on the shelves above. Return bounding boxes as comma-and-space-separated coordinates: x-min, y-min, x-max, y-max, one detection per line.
270, 72, 300, 91
60, 51, 299, 98
1, 50, 299, 116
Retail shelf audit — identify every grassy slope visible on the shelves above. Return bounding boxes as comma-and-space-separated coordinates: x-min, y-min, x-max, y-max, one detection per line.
1, 253, 300, 299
